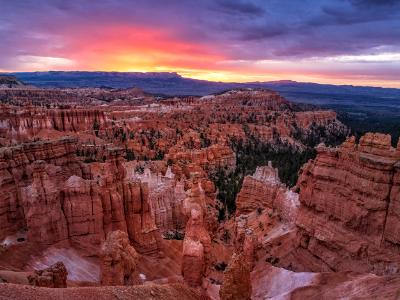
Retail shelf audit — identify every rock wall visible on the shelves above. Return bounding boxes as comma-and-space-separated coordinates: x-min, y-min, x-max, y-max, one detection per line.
126, 167, 186, 233
294, 111, 338, 128
219, 252, 252, 300
294, 133, 400, 274
0, 138, 87, 241
166, 144, 236, 176
236, 164, 299, 223
100, 230, 140, 286
0, 138, 162, 256
0, 107, 105, 142
181, 176, 211, 287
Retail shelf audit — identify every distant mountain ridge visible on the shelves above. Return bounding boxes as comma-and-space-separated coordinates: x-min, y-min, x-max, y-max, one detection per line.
0, 75, 25, 88
4, 71, 399, 98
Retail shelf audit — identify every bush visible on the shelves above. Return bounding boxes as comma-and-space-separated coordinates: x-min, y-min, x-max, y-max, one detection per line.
162, 230, 184, 240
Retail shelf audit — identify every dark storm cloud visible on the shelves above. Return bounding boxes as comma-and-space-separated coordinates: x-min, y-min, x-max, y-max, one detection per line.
350, 0, 399, 8
214, 0, 265, 16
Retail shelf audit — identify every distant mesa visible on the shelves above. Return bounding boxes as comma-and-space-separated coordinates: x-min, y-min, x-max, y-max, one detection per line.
6, 71, 400, 98
0, 75, 26, 88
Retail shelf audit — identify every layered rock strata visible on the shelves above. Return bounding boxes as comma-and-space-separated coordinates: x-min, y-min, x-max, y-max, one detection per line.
100, 230, 140, 286
166, 144, 236, 176
181, 176, 212, 287
0, 138, 162, 255
293, 133, 400, 274
0, 107, 106, 142
236, 163, 299, 223
219, 252, 252, 300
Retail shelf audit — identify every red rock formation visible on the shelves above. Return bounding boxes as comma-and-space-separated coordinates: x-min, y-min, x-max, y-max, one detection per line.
166, 144, 236, 176
21, 160, 69, 244
0, 138, 162, 256
292, 133, 400, 274
219, 252, 252, 300
0, 137, 87, 242
100, 230, 140, 286
28, 262, 67, 288
236, 164, 299, 223
181, 176, 212, 287
294, 111, 338, 128
0, 107, 106, 143
126, 166, 186, 233
211, 89, 290, 111
122, 180, 161, 254
62, 175, 105, 248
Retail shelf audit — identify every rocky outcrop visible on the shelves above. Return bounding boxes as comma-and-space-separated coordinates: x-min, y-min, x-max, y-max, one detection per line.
181, 176, 212, 287
293, 133, 400, 274
28, 262, 68, 288
0, 75, 25, 88
212, 89, 290, 111
0, 137, 87, 242
294, 111, 338, 128
62, 175, 104, 247
21, 160, 70, 244
219, 252, 252, 300
0, 139, 162, 256
100, 230, 140, 286
236, 164, 299, 223
0, 107, 105, 142
126, 167, 186, 233
122, 180, 161, 254
166, 144, 236, 176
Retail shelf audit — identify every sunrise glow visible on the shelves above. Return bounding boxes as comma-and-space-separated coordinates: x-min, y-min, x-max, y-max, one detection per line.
1, 1, 399, 88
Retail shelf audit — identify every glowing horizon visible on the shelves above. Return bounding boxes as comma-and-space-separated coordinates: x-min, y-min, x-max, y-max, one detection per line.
1, 1, 400, 88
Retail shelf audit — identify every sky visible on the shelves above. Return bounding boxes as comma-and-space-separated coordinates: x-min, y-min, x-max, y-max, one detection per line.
1, 0, 400, 87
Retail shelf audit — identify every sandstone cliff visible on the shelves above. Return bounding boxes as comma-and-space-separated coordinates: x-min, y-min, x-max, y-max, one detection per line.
236, 163, 299, 223
181, 176, 212, 287
292, 133, 400, 274
219, 252, 252, 300
0, 138, 162, 256
166, 144, 236, 176
0, 107, 105, 143
100, 230, 140, 286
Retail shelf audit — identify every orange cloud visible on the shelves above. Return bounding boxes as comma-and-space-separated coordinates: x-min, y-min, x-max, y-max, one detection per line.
6, 23, 399, 88
57, 24, 225, 73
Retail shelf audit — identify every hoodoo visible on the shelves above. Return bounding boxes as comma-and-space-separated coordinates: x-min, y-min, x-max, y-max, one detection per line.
0, 83, 398, 299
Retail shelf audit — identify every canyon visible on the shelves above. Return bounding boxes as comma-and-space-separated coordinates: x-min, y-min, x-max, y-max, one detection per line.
0, 80, 399, 299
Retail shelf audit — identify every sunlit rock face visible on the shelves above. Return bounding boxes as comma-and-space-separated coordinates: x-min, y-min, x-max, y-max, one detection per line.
293, 133, 400, 274
236, 163, 299, 223
0, 139, 162, 256
0, 137, 88, 242
0, 107, 105, 143
126, 166, 186, 233
181, 176, 212, 287
220, 252, 252, 300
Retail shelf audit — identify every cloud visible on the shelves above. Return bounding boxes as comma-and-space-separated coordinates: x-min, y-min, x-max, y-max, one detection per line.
214, 0, 265, 16
0, 0, 399, 87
